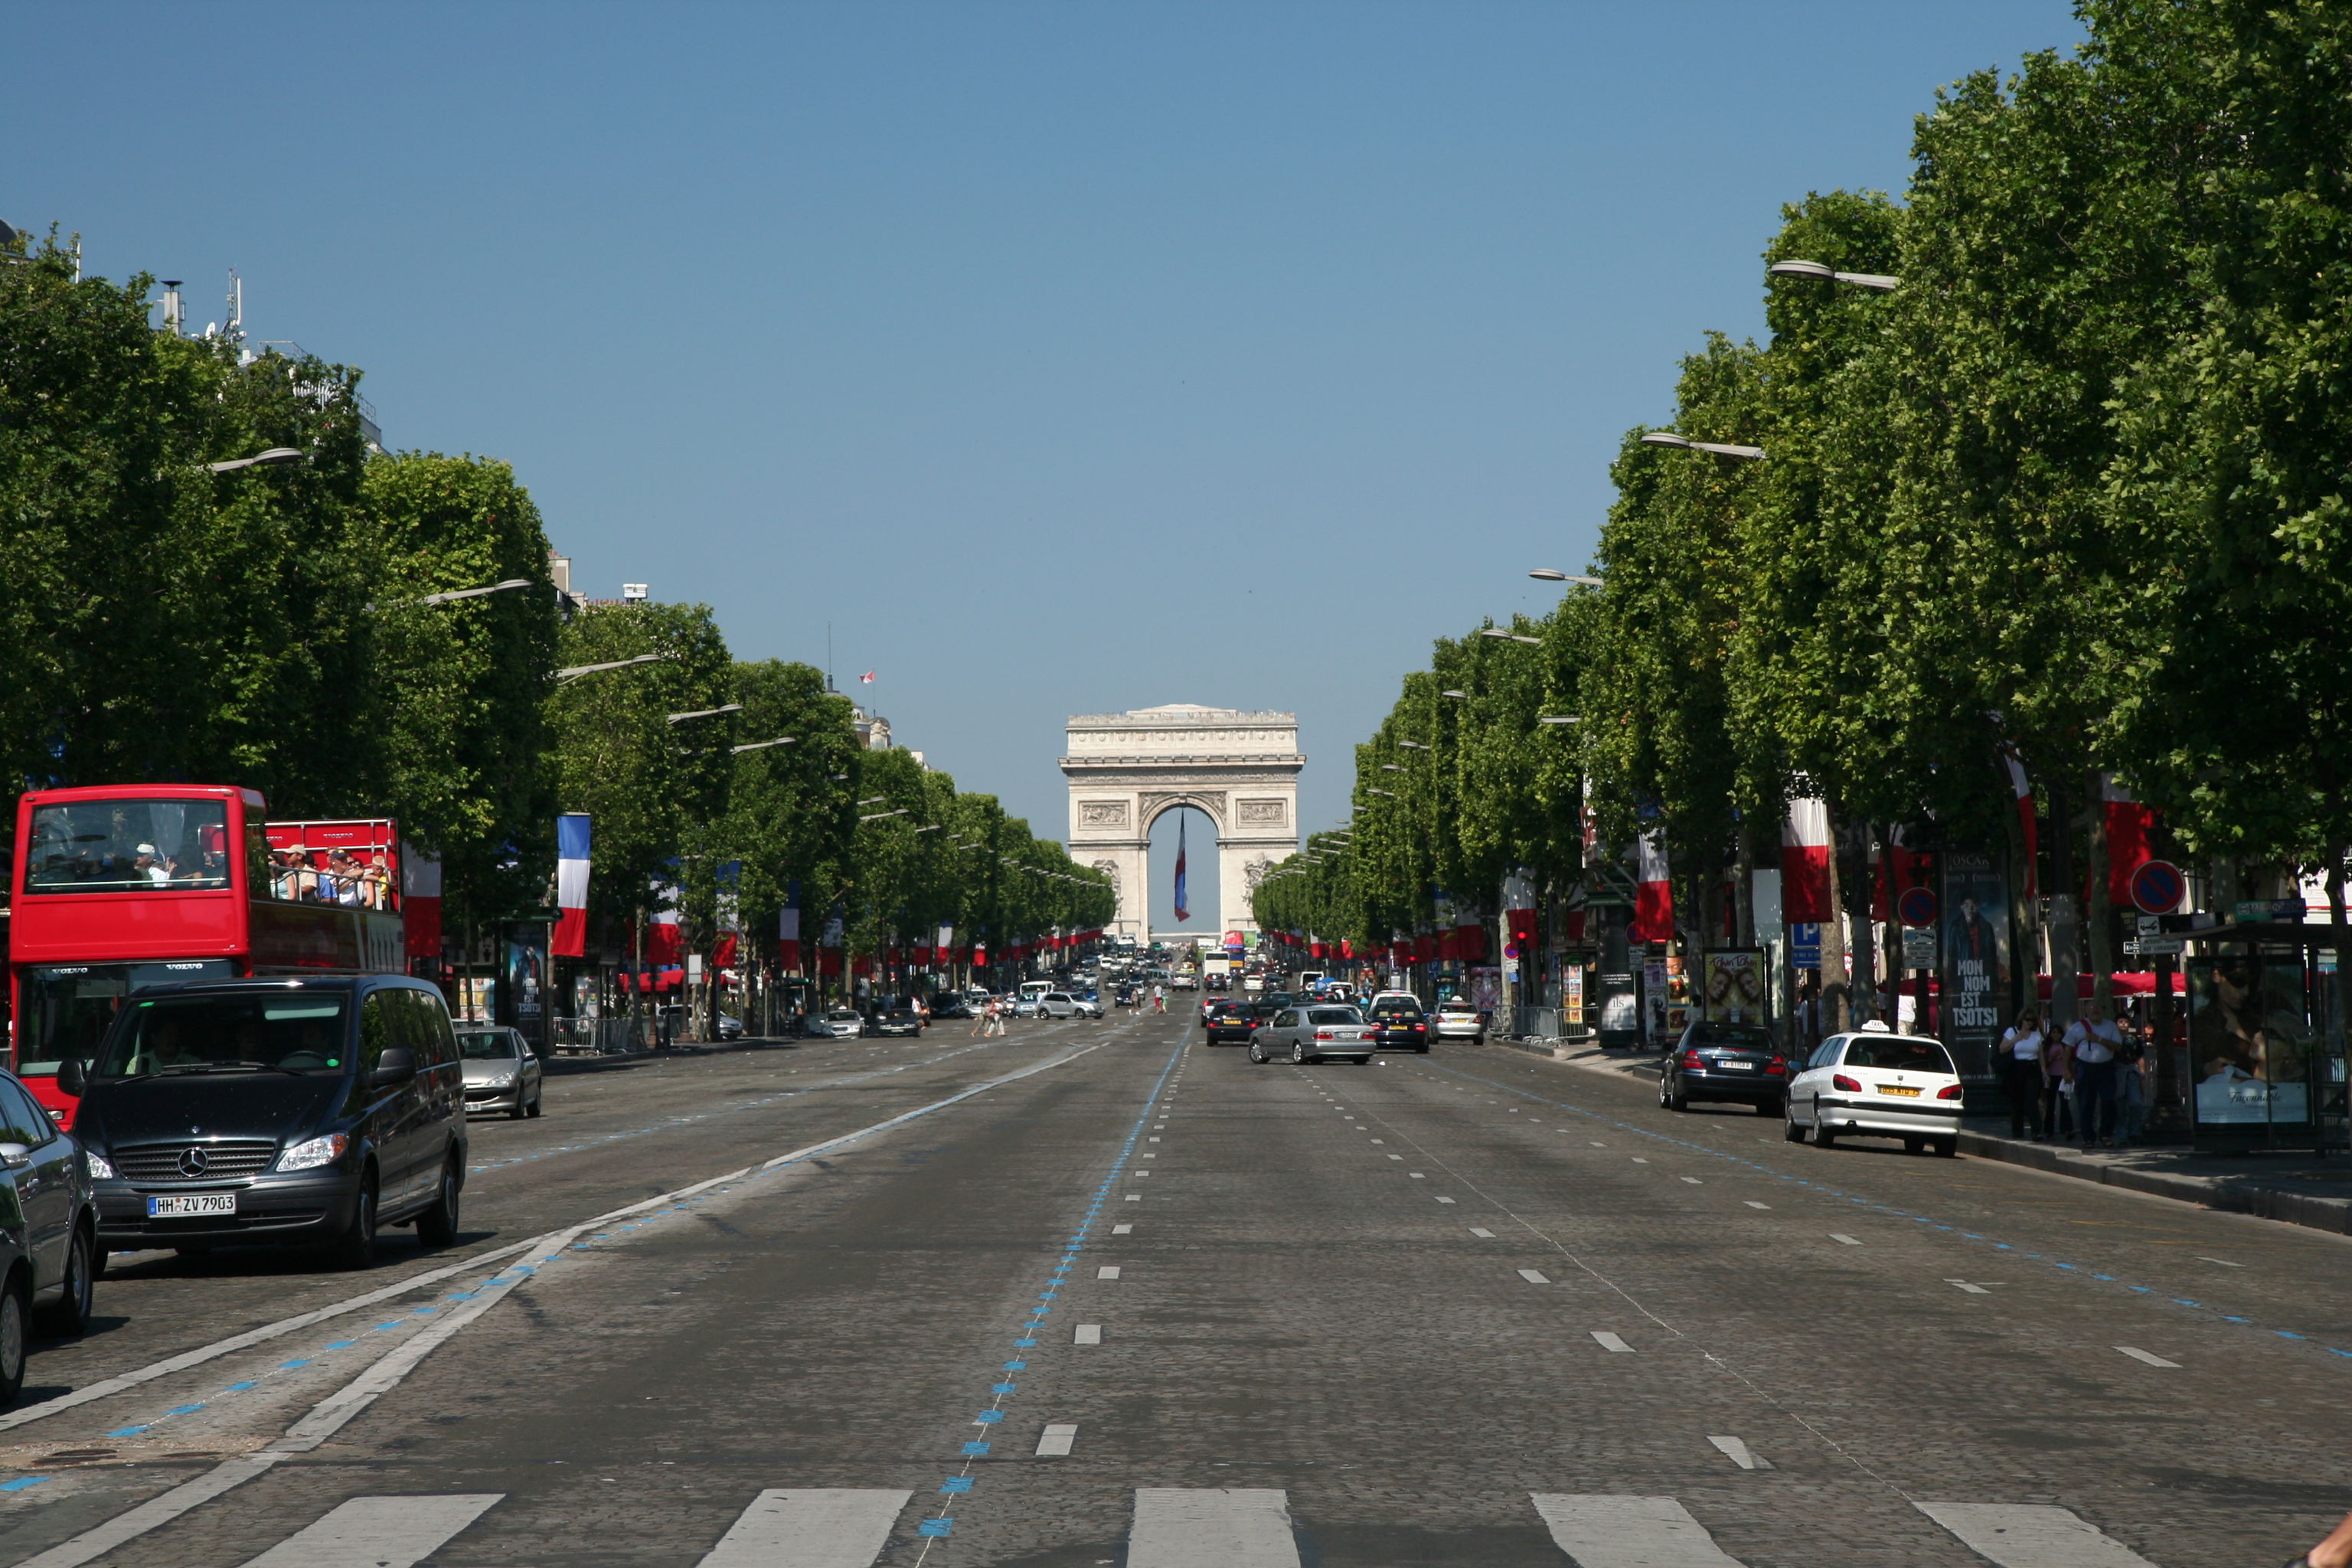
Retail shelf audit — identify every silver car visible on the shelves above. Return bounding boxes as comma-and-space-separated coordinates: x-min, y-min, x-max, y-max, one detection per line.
458, 1027, 544, 1119
0, 1068, 100, 1404
1249, 1004, 1379, 1065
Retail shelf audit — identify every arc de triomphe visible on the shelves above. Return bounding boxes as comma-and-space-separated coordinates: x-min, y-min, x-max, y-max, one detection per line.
1061, 705, 1303, 944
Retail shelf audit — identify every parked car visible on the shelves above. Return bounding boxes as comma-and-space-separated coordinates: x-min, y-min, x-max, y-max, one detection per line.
1656, 1021, 1785, 1116
813, 1006, 864, 1038
1432, 1000, 1487, 1043
1249, 1004, 1379, 1065
0, 1065, 100, 1402
874, 1004, 925, 1038
715, 1014, 745, 1040
1784, 1026, 1963, 1156
1364, 995, 1432, 1054
1200, 1001, 1256, 1045
457, 1025, 544, 1119
66, 975, 469, 1271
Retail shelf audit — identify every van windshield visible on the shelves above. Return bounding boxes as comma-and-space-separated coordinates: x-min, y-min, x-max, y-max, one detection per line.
95, 994, 350, 1077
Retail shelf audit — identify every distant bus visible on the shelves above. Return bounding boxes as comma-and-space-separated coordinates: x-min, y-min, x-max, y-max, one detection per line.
11, 784, 407, 1124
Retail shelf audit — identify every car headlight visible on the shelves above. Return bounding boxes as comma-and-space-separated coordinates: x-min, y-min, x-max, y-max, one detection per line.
276, 1132, 350, 1173
85, 1150, 116, 1180
480, 1070, 514, 1087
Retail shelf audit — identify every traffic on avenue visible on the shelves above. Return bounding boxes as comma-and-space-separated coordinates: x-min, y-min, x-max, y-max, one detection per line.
0, 947, 2347, 1565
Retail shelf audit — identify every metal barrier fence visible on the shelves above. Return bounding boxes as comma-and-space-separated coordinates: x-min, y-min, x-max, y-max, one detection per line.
552, 1016, 652, 1054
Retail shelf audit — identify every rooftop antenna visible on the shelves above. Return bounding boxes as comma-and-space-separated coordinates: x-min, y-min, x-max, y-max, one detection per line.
160, 280, 184, 335
225, 269, 242, 342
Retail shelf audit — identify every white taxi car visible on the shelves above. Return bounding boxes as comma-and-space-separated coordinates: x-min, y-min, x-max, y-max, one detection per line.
1783, 1023, 1963, 1157
1432, 1000, 1487, 1043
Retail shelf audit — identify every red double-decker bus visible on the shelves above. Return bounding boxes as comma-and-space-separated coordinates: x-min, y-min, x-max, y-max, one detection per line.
10, 785, 408, 1124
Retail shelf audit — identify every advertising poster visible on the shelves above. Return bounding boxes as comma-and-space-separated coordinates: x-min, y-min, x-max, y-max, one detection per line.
504, 926, 549, 1051
2187, 956, 2315, 1130
1939, 851, 2010, 1080
1701, 950, 1766, 1023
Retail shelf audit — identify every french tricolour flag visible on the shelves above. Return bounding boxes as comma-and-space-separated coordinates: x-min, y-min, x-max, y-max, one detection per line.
1632, 830, 1674, 942
1780, 797, 1832, 923
554, 814, 590, 958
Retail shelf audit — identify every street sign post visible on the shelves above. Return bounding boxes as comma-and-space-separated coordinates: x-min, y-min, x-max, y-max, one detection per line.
2129, 860, 2187, 916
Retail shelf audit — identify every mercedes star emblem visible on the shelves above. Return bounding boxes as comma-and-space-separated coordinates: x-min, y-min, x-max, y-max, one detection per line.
177, 1146, 210, 1178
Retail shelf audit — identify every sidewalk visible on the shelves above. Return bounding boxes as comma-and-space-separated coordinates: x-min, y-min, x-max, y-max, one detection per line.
1510, 1036, 2352, 1239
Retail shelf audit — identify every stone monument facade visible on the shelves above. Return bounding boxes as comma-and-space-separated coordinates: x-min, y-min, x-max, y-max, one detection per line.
1060, 705, 1303, 944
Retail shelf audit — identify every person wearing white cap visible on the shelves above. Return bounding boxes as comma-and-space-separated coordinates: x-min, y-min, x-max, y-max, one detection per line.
133, 843, 171, 887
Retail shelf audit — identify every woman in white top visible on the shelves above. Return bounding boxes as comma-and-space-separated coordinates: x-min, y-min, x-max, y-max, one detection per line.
1998, 1007, 2045, 1142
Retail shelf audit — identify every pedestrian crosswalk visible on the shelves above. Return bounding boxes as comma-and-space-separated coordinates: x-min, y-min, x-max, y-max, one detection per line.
203, 1485, 2170, 1566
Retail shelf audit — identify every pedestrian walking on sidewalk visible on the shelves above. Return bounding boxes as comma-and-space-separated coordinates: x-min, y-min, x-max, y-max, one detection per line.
2115, 1017, 2150, 1144
1998, 1008, 2045, 1140
2066, 1002, 2125, 1148
2040, 1026, 2076, 1143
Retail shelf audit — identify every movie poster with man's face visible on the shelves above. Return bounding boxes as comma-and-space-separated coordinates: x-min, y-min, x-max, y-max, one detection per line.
1940, 851, 2011, 1080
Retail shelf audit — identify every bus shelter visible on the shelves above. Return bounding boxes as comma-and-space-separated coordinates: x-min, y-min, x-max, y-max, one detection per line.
2180, 922, 2350, 1155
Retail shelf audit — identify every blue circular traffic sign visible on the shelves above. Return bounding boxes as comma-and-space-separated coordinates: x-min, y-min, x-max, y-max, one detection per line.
2130, 859, 2186, 914
1896, 886, 1938, 928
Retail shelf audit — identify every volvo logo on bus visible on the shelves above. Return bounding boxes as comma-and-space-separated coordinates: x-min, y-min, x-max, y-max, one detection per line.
177, 1147, 210, 1178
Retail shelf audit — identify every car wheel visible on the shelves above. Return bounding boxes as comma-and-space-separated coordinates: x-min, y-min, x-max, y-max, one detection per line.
1249, 1043, 1266, 1063
0, 1270, 26, 1409
38, 1221, 95, 1337
508, 1090, 528, 1120
1933, 1135, 1958, 1158
1903, 1136, 1926, 1155
1782, 1105, 1806, 1143
1665, 1081, 1688, 1112
526, 1092, 544, 1119
1290, 1041, 1307, 1065
1756, 1098, 1780, 1117
326, 1175, 379, 1271
416, 1155, 462, 1248
1815, 1122, 1838, 1148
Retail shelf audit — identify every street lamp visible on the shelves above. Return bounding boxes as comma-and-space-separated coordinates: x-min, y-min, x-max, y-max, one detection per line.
1768, 258, 1899, 291
1397, 740, 1429, 750
666, 703, 744, 725
1538, 715, 1581, 726
1367, 787, 1397, 798
1642, 431, 1765, 461
1380, 763, 1405, 773
856, 796, 887, 806
730, 736, 798, 754
556, 652, 672, 681
1440, 689, 1468, 701
205, 446, 305, 474
859, 807, 910, 823
1478, 629, 1543, 646
371, 577, 539, 612
1529, 569, 1604, 586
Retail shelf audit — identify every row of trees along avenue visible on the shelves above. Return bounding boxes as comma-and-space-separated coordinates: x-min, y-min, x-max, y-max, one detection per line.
1255, 0, 2352, 1042
0, 233, 1112, 1001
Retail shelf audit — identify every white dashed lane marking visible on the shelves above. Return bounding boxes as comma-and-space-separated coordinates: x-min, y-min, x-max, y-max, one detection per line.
2115, 1346, 2180, 1367
1517, 1269, 1552, 1284
1076, 1325, 1102, 1345
691, 1488, 911, 1568
1831, 1233, 1862, 1245
1707, 1436, 1772, 1470
1035, 1423, 1079, 1458
1947, 1279, 1991, 1295
1096, 1266, 1122, 1280
1913, 1501, 2163, 1568
240, 1493, 505, 1568
1470, 1228, 1496, 1238
1590, 1332, 1635, 1353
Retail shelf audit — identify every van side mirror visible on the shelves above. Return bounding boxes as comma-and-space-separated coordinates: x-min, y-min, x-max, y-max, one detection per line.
371, 1046, 416, 1089
57, 1057, 87, 1096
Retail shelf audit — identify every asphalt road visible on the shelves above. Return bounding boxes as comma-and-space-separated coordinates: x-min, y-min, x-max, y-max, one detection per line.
3, 1009, 2350, 1566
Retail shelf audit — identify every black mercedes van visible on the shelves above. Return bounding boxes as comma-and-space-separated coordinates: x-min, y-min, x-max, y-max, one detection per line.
62, 975, 468, 1269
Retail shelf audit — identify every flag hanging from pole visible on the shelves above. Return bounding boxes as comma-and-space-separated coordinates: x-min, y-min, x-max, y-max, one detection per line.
551, 815, 590, 958
1173, 815, 1190, 922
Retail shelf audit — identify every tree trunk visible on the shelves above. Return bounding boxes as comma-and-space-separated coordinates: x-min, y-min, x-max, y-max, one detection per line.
2328, 852, 2350, 1068
2046, 777, 2079, 1031
2088, 786, 2115, 1017
1819, 801, 1850, 1034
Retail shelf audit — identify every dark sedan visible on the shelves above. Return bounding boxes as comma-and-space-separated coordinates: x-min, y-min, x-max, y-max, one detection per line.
1364, 996, 1431, 1054
1658, 1021, 1790, 1115
1200, 1001, 1256, 1044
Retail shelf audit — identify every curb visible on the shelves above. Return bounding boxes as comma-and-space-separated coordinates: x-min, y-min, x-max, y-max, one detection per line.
1953, 1129, 2352, 1236
1488, 1038, 2352, 1240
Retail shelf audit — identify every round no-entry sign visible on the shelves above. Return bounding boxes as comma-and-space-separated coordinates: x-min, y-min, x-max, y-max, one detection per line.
2130, 859, 2187, 914
1896, 886, 1938, 928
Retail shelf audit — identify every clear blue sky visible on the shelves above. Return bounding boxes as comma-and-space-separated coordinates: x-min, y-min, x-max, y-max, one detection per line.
9, 1, 2082, 933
